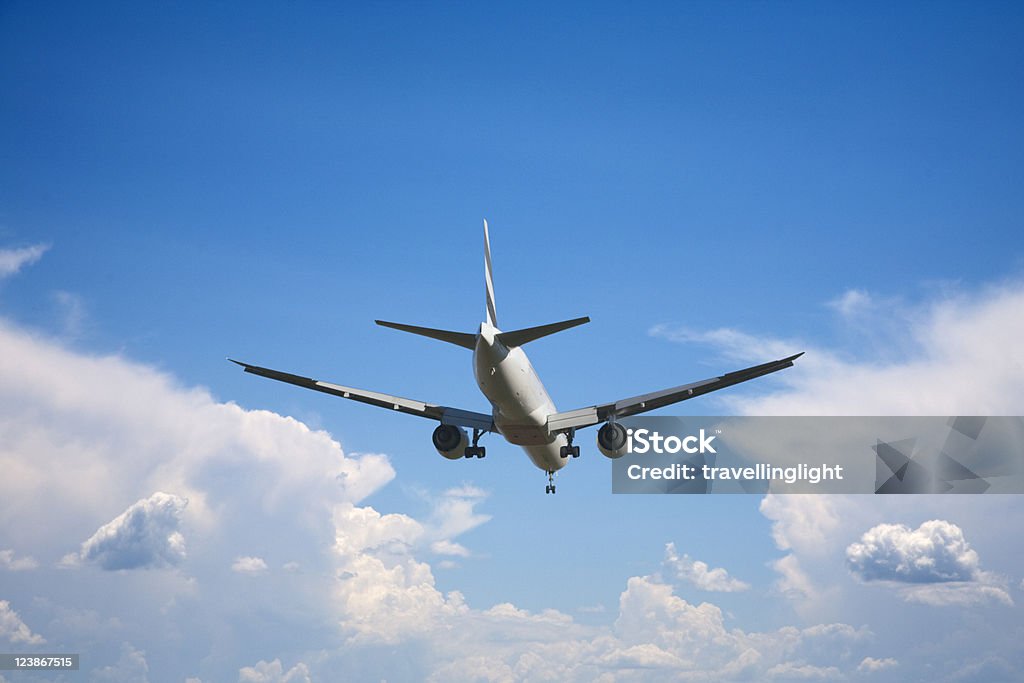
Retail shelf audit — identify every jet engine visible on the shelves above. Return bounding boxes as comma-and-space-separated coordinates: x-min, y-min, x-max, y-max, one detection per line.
596, 422, 628, 459
432, 424, 469, 460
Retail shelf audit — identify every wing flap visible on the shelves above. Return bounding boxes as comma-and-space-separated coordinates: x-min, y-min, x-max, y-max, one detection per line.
229, 359, 495, 432
546, 407, 598, 433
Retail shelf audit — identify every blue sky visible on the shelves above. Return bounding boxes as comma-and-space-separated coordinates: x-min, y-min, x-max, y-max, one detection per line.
2, 2, 1024, 681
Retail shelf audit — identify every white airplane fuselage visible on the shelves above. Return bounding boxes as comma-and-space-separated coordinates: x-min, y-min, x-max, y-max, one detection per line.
473, 322, 568, 472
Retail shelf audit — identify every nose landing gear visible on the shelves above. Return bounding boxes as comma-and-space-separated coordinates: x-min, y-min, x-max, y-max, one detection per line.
545, 470, 556, 494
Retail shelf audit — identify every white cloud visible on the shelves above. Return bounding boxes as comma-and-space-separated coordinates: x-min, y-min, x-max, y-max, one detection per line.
766, 661, 841, 679
946, 655, 1017, 681
74, 492, 188, 570
425, 485, 492, 543
772, 554, 819, 602
846, 520, 1011, 606
649, 324, 799, 367
827, 289, 873, 317
896, 581, 1012, 607
90, 642, 149, 683
858, 656, 898, 673
0, 600, 44, 645
0, 549, 38, 571
663, 543, 750, 592
53, 290, 88, 338
846, 520, 977, 583
430, 539, 471, 557
238, 659, 311, 683
760, 496, 849, 614
0, 243, 49, 278
761, 495, 842, 557
597, 643, 689, 669
0, 316, 398, 675
232, 556, 268, 575
653, 282, 1024, 416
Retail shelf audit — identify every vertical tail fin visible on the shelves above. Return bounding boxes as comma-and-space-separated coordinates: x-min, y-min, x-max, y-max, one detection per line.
484, 219, 498, 328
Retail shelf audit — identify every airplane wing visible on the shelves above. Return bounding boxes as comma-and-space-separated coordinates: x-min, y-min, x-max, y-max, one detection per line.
546, 352, 803, 433
229, 360, 496, 432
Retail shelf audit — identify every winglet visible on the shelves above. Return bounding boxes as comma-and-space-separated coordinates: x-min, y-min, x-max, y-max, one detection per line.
484, 219, 497, 328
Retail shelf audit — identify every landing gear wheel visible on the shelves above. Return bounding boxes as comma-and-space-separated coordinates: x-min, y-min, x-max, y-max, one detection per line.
464, 429, 487, 459
559, 429, 580, 459
559, 445, 580, 458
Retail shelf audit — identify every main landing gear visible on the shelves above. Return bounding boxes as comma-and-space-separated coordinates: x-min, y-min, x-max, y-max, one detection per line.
464, 428, 486, 458
559, 428, 580, 459
545, 470, 556, 495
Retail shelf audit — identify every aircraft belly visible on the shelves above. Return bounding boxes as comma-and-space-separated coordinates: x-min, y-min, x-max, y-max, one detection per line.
498, 423, 552, 445
524, 439, 567, 473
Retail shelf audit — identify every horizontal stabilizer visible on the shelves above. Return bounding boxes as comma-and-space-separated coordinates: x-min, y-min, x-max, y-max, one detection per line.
375, 320, 477, 349
497, 316, 590, 347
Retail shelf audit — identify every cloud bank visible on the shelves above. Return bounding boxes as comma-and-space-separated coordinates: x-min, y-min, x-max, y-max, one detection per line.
651, 282, 1024, 415
0, 312, 888, 681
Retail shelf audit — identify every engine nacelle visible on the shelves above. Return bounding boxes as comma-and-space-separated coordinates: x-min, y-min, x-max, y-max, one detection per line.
596, 422, 629, 459
432, 424, 469, 460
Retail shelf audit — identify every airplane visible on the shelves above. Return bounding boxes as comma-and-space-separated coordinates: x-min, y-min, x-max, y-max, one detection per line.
230, 221, 803, 494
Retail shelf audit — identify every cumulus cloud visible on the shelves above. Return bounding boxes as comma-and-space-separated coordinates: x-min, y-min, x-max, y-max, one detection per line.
237, 659, 311, 683
846, 520, 978, 583
232, 556, 268, 575
0, 316, 398, 675
0, 549, 38, 571
0, 600, 45, 645
663, 543, 750, 592
72, 492, 188, 570
0, 243, 49, 279
846, 520, 1011, 606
